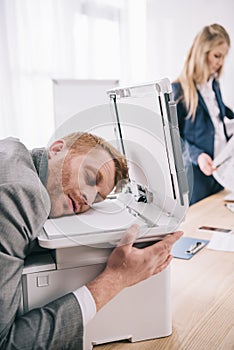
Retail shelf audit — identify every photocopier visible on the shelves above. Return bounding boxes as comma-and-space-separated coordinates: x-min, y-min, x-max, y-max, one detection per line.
21, 78, 189, 350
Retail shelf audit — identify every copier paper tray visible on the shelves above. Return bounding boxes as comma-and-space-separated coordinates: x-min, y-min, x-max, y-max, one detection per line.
39, 78, 189, 249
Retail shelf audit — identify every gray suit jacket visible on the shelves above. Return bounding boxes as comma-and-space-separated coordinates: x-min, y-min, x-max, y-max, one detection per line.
0, 138, 83, 349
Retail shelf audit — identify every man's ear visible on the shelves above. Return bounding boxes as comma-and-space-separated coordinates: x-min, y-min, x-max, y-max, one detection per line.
48, 140, 66, 159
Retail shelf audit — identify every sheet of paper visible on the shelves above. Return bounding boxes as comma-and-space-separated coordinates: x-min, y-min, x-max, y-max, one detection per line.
207, 232, 234, 252
225, 203, 234, 213
213, 136, 234, 191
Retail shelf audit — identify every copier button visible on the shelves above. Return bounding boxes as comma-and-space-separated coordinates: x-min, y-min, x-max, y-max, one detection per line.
37, 275, 49, 287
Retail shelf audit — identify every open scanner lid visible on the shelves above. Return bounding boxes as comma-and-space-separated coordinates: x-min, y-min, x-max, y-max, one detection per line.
39, 78, 188, 249
107, 78, 189, 223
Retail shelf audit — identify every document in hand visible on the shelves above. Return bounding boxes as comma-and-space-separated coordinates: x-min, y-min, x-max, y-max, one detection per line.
213, 135, 234, 191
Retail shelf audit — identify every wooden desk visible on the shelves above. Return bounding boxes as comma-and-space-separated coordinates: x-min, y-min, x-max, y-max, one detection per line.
95, 190, 234, 350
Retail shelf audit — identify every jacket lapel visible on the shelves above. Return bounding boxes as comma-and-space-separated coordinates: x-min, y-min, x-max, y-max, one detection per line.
212, 79, 225, 120
197, 89, 210, 116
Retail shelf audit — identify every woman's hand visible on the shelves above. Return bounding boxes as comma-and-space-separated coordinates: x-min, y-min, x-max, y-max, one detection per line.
198, 153, 214, 175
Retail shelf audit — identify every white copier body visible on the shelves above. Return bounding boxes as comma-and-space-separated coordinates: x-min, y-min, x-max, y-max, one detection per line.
21, 79, 188, 350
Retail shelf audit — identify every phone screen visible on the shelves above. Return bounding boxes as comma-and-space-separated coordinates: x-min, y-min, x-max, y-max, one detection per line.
198, 226, 232, 233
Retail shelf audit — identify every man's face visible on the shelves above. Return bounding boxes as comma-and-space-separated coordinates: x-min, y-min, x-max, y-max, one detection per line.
47, 141, 115, 218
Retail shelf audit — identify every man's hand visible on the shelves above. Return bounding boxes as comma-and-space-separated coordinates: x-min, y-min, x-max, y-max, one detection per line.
198, 153, 214, 175
86, 225, 183, 311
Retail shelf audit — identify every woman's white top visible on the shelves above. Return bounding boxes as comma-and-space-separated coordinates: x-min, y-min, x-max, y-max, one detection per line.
197, 77, 227, 158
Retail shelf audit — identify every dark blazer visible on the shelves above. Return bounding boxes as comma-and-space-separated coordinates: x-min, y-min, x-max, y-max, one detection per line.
172, 80, 234, 204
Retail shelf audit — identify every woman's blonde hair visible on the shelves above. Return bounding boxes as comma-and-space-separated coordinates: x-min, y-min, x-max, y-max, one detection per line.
176, 23, 230, 119
62, 132, 129, 192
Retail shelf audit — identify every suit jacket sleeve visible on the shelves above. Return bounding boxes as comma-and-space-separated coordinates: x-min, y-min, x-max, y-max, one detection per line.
0, 180, 84, 350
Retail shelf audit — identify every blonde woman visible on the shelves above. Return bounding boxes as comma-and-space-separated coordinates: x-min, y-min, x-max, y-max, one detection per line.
173, 23, 234, 205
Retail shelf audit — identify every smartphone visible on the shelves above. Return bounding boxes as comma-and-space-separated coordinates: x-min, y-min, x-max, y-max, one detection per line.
198, 226, 232, 234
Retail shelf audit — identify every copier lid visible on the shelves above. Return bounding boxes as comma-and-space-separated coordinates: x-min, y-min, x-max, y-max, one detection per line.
107, 79, 188, 221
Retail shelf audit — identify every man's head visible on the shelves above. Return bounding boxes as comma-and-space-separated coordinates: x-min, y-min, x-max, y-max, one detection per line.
46, 132, 129, 218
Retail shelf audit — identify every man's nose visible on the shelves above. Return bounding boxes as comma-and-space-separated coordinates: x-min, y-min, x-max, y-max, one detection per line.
85, 186, 98, 205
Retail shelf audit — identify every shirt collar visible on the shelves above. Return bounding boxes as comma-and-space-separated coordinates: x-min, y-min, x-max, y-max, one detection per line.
31, 147, 48, 187
197, 75, 215, 91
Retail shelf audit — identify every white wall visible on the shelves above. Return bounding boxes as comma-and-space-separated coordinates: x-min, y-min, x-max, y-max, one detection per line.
1, 0, 233, 148
145, 0, 234, 108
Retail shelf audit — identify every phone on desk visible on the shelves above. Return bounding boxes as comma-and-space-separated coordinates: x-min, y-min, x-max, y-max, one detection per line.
198, 226, 232, 234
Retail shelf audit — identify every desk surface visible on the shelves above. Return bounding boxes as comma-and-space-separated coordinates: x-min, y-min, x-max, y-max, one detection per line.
95, 190, 234, 350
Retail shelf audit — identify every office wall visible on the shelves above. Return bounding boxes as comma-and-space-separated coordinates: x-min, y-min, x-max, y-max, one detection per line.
1, 0, 233, 148
145, 0, 234, 108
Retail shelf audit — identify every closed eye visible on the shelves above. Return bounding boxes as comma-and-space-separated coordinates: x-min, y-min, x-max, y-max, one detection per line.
85, 171, 96, 186
85, 169, 103, 187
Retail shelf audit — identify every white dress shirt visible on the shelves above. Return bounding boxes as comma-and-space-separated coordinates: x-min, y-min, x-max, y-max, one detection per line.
73, 286, 97, 325
197, 77, 227, 158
